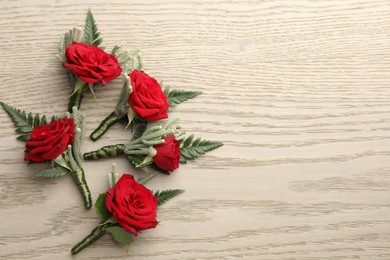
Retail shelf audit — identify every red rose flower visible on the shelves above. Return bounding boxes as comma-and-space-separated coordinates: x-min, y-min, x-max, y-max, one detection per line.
25, 117, 74, 162
105, 174, 158, 236
62, 42, 122, 85
128, 70, 170, 121
153, 134, 180, 171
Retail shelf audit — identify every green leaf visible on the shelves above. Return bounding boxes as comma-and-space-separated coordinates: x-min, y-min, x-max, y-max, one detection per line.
149, 164, 170, 175
53, 152, 71, 171
83, 9, 102, 46
57, 28, 83, 62
179, 156, 187, 164
180, 135, 223, 163
105, 226, 134, 245
95, 193, 111, 222
35, 165, 70, 178
165, 88, 202, 107
111, 45, 121, 56
183, 134, 194, 147
41, 115, 48, 125
17, 134, 31, 141
163, 86, 170, 96
16, 126, 33, 134
113, 48, 144, 71
127, 155, 144, 166
116, 51, 131, 66
27, 112, 33, 125
127, 155, 150, 173
107, 164, 120, 188
0, 102, 49, 141
33, 113, 40, 127
131, 50, 144, 71
191, 137, 201, 146
132, 123, 148, 141
125, 107, 136, 129
154, 189, 184, 206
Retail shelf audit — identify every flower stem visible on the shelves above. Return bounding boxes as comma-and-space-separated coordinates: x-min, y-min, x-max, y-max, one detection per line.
90, 111, 120, 141
71, 224, 107, 255
83, 144, 125, 160
68, 78, 88, 113
68, 90, 84, 113
71, 168, 92, 209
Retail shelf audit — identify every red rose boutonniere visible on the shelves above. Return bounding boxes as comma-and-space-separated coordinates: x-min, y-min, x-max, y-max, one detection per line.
0, 103, 92, 208
84, 119, 223, 176
57, 9, 122, 112
128, 70, 170, 121
105, 174, 158, 235
89, 70, 202, 141
63, 42, 121, 86
71, 169, 184, 255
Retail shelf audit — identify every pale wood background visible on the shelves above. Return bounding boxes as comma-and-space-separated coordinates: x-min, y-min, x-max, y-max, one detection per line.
0, 0, 389, 259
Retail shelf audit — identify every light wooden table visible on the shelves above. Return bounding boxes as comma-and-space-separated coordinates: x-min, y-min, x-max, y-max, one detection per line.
1, 0, 389, 259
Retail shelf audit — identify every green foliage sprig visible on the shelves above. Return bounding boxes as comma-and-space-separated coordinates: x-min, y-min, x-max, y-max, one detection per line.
180, 134, 224, 163
83, 9, 103, 46
57, 28, 83, 62
0, 102, 48, 141
154, 189, 185, 206
34, 165, 70, 178
164, 87, 202, 107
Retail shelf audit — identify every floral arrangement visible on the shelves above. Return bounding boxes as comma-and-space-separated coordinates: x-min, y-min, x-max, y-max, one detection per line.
1, 9, 223, 255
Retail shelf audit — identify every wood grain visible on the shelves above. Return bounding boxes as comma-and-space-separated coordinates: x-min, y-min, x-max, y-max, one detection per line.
1, 0, 390, 259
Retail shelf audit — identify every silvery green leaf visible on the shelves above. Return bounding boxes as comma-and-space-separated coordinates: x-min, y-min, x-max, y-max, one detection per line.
125, 107, 137, 129
35, 165, 70, 178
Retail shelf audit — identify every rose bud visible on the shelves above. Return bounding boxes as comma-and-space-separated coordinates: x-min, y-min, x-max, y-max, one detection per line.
153, 134, 180, 172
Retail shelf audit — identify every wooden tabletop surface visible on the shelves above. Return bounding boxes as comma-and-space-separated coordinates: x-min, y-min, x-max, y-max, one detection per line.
1, 0, 390, 259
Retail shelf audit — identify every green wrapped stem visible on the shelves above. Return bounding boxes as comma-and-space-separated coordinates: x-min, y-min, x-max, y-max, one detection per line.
71, 168, 92, 209
68, 77, 88, 113
68, 90, 84, 113
71, 224, 106, 255
90, 111, 120, 141
83, 144, 125, 160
